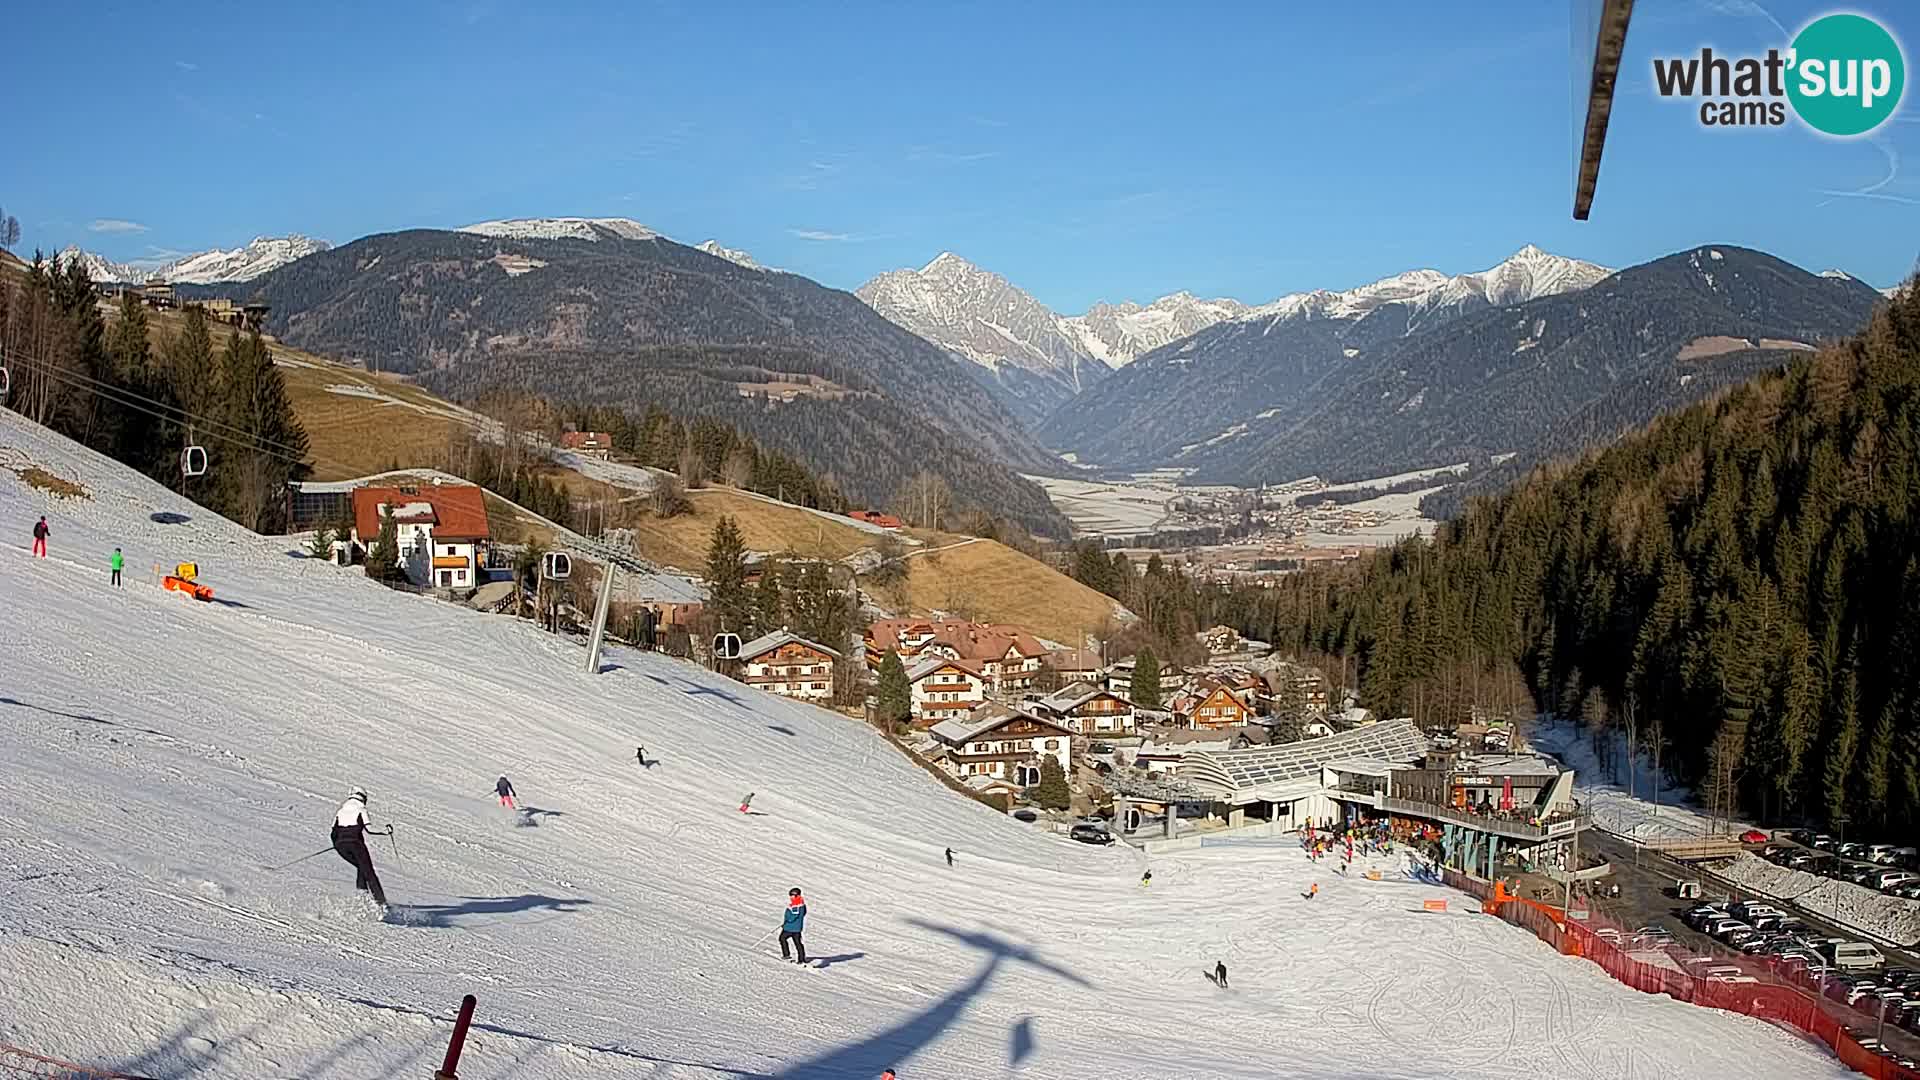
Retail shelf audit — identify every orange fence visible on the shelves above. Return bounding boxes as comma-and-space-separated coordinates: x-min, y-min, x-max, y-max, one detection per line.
1440, 867, 1920, 1079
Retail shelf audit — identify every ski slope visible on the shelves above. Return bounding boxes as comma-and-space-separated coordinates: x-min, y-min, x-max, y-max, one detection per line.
0, 411, 1853, 1080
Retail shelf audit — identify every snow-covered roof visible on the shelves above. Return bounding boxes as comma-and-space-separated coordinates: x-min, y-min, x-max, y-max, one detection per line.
737, 628, 842, 663
930, 707, 1071, 746
908, 655, 982, 682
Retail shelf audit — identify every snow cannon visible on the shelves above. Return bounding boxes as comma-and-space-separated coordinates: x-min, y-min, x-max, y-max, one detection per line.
162, 561, 215, 602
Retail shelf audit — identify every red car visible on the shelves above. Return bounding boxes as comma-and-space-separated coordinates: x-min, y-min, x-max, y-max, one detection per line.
1741, 829, 1770, 844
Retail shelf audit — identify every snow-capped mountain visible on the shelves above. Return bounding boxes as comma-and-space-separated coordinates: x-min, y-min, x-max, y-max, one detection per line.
159, 236, 331, 284
695, 239, 764, 271
1064, 293, 1249, 368
57, 246, 148, 285
458, 217, 659, 242
58, 235, 330, 285
1237, 246, 1610, 327
855, 252, 1110, 425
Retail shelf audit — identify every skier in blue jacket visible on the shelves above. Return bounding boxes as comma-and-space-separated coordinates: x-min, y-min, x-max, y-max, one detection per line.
780, 887, 808, 964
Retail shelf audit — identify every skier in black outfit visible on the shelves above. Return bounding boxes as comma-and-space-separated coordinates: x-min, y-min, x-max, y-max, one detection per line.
1215, 961, 1229, 989
331, 788, 390, 906
945, 847, 954, 868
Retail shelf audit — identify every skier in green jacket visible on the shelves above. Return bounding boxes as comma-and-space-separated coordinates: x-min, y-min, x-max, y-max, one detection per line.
109, 547, 123, 587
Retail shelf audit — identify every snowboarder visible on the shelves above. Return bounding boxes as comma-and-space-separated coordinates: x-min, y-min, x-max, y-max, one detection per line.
739, 792, 755, 814
331, 788, 391, 907
1215, 960, 1229, 989
636, 746, 654, 769
945, 847, 954, 868
495, 775, 516, 809
779, 887, 808, 964
31, 516, 48, 558
1306, 882, 1319, 900
1140, 869, 1152, 889
109, 547, 122, 586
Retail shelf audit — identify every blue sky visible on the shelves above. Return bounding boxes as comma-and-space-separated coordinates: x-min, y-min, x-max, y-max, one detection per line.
2, 0, 1915, 311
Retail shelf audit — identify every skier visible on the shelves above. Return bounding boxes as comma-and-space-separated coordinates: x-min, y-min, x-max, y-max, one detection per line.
495, 775, 516, 809
945, 847, 954, 868
31, 516, 48, 558
779, 887, 808, 964
1140, 868, 1152, 889
109, 547, 123, 586
331, 788, 391, 907
1215, 960, 1229, 989
739, 791, 755, 814
1307, 882, 1319, 900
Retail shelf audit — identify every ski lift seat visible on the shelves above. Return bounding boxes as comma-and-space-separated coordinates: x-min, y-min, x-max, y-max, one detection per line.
181, 445, 208, 477
542, 552, 572, 580
712, 632, 742, 660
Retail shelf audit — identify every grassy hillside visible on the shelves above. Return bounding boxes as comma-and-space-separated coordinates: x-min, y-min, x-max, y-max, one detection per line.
883, 537, 1124, 647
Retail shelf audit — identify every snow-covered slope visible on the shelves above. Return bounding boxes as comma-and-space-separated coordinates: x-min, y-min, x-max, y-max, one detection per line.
1064, 293, 1248, 368
1239, 246, 1609, 326
459, 217, 660, 242
0, 411, 1852, 1079
59, 235, 330, 284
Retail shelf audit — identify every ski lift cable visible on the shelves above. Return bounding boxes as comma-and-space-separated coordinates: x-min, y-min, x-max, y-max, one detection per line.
0, 355, 372, 478
3, 357, 314, 468
0, 348, 315, 460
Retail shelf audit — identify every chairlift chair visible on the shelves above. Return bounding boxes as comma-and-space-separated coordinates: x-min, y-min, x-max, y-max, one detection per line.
541, 551, 572, 581
712, 632, 742, 661
0, 363, 9, 403
181, 444, 209, 478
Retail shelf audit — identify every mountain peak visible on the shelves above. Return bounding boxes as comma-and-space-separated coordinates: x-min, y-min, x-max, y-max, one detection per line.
921, 251, 973, 275
56, 235, 329, 284
695, 239, 764, 271
458, 217, 659, 242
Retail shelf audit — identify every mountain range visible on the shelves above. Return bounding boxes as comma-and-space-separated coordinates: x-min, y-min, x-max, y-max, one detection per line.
60, 235, 330, 285
1052, 245, 1881, 492
197, 222, 1070, 534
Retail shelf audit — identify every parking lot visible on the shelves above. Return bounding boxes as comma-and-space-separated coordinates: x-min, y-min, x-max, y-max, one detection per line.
1581, 829, 1920, 1065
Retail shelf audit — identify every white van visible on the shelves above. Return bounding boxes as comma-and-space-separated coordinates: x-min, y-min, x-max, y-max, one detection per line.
1867, 844, 1898, 864
1827, 941, 1886, 972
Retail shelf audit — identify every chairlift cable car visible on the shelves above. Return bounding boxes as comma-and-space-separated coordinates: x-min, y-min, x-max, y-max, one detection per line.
181, 427, 208, 478
542, 551, 572, 581
712, 632, 742, 661
0, 361, 10, 404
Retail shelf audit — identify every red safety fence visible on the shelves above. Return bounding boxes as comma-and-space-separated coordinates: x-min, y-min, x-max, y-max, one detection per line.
1438, 867, 1920, 1079
0, 1045, 152, 1080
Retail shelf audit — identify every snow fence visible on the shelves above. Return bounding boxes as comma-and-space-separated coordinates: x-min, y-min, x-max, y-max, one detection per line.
1442, 867, 1920, 1080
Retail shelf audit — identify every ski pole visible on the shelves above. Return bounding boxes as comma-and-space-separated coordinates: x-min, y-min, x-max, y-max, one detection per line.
752, 927, 778, 948
269, 846, 337, 872
388, 825, 400, 860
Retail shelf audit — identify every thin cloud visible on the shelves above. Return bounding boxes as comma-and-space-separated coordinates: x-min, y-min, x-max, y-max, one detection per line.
175, 60, 198, 71
1816, 138, 1920, 207
1700, 0, 1789, 39
908, 146, 1001, 164
789, 229, 856, 242
89, 219, 149, 234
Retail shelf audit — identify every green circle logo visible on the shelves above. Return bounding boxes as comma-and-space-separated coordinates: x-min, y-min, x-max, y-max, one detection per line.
1787, 13, 1905, 137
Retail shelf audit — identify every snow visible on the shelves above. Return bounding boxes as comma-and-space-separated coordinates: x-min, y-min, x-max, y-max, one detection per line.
1233, 246, 1610, 331
62, 236, 329, 285
1527, 717, 1733, 841
0, 410, 1856, 1079
695, 240, 767, 272
1715, 854, 1920, 947
458, 218, 660, 243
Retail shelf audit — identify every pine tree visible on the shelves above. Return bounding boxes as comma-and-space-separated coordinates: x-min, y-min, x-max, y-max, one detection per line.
1132, 647, 1162, 710
308, 525, 334, 560
704, 515, 751, 633
217, 328, 310, 531
753, 556, 785, 636
366, 506, 403, 583
876, 651, 911, 728
1031, 757, 1072, 811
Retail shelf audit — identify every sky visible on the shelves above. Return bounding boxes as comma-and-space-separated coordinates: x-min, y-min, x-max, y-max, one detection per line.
2, 0, 1916, 311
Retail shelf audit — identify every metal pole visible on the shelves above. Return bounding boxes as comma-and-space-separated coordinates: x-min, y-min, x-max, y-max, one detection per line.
1563, 829, 1578, 913
584, 560, 617, 674
434, 994, 477, 1080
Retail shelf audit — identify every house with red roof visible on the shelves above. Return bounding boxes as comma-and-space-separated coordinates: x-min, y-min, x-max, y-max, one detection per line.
349, 481, 491, 591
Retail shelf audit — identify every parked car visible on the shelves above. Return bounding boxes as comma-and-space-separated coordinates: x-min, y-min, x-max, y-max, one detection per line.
1068, 823, 1113, 845
1840, 842, 1869, 859
1866, 844, 1898, 864
1828, 941, 1888, 972
1812, 833, 1837, 850
1893, 846, 1919, 867
1873, 870, 1917, 891
1742, 829, 1771, 844
1787, 852, 1821, 869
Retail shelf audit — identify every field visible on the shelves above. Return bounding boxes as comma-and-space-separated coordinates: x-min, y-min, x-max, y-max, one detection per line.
0, 407, 1857, 1080
883, 537, 1125, 647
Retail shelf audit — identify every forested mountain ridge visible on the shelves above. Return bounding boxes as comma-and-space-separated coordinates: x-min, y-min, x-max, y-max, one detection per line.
1234, 283, 1920, 832
1049, 247, 1880, 493
200, 229, 1070, 534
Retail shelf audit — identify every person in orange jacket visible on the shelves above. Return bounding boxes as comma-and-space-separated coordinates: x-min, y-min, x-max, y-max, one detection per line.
780, 887, 808, 964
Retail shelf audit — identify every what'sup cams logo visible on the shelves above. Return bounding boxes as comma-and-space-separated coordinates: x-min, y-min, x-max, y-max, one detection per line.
1653, 12, 1906, 136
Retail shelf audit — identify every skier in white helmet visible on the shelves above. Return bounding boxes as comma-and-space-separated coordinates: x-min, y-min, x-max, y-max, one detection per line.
331, 787, 391, 906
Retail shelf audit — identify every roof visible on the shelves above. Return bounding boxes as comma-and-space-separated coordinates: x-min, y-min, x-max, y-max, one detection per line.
1047, 647, 1104, 671
351, 483, 491, 543
738, 628, 842, 663
930, 706, 1074, 746
868, 619, 1049, 666
1176, 719, 1428, 799
1036, 680, 1131, 712
907, 655, 983, 683
560, 431, 613, 449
